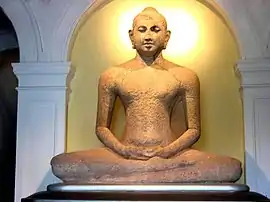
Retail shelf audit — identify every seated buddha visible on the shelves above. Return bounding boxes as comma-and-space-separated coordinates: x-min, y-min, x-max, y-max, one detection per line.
51, 7, 242, 183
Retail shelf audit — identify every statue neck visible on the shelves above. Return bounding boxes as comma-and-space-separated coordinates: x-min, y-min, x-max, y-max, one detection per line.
135, 52, 165, 67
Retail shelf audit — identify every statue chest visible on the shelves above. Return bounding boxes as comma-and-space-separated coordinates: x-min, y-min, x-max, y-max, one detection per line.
118, 68, 181, 102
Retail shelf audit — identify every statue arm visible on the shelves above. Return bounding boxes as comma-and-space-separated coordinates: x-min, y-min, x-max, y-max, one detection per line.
158, 70, 200, 158
95, 70, 127, 157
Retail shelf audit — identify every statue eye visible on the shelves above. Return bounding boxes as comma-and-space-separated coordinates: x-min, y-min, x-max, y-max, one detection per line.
151, 26, 161, 32
138, 26, 147, 32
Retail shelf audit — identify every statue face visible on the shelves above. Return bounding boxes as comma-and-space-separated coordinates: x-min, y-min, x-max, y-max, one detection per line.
130, 17, 170, 57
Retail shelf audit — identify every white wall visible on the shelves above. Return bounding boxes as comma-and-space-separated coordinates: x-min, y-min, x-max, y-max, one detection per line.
0, 0, 270, 201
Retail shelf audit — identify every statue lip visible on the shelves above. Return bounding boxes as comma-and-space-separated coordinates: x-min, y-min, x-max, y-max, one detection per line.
143, 42, 154, 45
143, 43, 154, 48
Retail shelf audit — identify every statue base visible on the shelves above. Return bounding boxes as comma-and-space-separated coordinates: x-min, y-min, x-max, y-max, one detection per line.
21, 183, 269, 201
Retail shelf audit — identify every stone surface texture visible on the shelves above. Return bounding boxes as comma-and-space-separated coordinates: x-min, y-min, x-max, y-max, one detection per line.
51, 7, 242, 183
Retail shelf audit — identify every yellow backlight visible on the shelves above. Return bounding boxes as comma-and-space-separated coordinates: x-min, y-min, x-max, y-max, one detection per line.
115, 6, 199, 58
163, 9, 199, 57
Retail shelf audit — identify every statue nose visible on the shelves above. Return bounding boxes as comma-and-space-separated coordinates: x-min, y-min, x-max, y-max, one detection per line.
144, 33, 153, 42
144, 31, 153, 40
145, 38, 152, 42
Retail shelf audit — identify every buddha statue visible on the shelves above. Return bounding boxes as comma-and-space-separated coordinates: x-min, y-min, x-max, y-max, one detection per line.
51, 7, 242, 184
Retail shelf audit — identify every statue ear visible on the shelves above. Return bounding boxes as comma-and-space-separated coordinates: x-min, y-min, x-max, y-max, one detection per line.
164, 30, 171, 49
129, 30, 135, 49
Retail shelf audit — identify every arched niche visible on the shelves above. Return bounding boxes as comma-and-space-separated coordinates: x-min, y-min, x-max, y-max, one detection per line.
66, 0, 244, 182
0, 1, 40, 62
0, 0, 263, 63
50, 0, 264, 62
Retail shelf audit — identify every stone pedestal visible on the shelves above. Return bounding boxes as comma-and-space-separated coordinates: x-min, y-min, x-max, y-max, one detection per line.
21, 184, 269, 201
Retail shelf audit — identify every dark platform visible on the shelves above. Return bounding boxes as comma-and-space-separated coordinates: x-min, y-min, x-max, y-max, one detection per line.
22, 183, 270, 201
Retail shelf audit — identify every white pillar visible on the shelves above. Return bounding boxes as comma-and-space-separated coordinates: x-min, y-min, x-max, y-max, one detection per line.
13, 62, 70, 202
237, 58, 270, 197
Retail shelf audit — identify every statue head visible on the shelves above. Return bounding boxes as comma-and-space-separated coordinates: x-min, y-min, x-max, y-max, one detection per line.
129, 7, 171, 57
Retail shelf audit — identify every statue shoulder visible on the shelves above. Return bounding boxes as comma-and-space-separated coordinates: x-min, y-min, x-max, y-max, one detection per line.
169, 65, 199, 84
99, 66, 124, 86
169, 66, 200, 95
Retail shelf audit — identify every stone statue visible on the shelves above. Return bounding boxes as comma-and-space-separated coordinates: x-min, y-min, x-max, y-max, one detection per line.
51, 7, 242, 183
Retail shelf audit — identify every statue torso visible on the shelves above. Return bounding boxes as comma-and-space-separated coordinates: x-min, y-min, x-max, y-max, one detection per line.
112, 60, 186, 147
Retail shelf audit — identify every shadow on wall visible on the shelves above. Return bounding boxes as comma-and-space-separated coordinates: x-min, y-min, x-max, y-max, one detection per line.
66, 64, 77, 150
38, 170, 60, 193
245, 152, 270, 198
66, 64, 77, 106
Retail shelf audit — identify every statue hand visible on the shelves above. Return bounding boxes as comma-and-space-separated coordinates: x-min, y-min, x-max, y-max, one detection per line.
154, 146, 173, 159
123, 146, 171, 160
123, 146, 152, 160
132, 146, 168, 159
140, 146, 163, 158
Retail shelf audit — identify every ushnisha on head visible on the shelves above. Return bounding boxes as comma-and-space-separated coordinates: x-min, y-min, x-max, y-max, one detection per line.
129, 7, 171, 57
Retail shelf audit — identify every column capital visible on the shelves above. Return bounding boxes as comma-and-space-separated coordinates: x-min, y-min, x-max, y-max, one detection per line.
13, 62, 70, 89
237, 58, 270, 87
